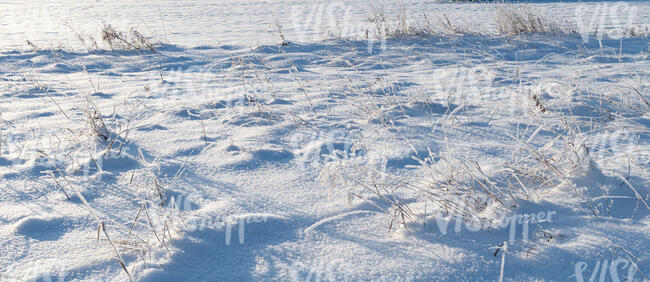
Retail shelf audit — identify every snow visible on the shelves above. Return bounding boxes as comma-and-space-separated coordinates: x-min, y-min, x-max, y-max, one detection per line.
1, 0, 649, 281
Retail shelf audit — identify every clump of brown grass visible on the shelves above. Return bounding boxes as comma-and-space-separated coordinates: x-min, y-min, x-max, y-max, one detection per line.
495, 5, 577, 35
101, 24, 158, 52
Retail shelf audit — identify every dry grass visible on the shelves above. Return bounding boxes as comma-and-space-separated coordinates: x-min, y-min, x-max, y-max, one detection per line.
623, 25, 650, 39
495, 5, 577, 35
101, 24, 158, 52
30, 78, 184, 279
318, 67, 649, 239
363, 5, 580, 39
365, 7, 475, 39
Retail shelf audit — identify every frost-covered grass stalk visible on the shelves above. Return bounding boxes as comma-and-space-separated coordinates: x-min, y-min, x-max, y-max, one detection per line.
362, 4, 620, 38
101, 24, 159, 52
495, 4, 577, 35
28, 77, 189, 279
318, 7, 650, 241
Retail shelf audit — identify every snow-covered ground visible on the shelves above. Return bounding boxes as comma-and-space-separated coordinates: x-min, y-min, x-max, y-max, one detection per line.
1, 0, 649, 281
